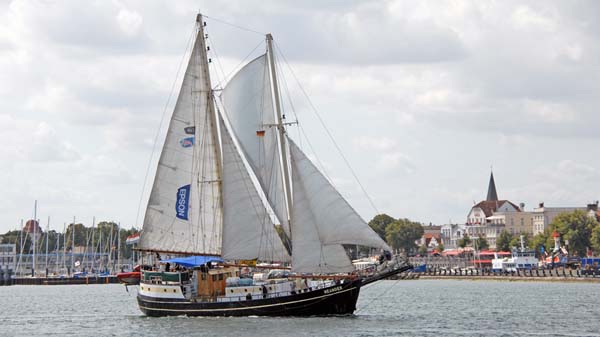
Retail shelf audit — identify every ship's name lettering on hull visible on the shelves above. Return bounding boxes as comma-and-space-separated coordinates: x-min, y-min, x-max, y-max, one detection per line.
323, 286, 343, 294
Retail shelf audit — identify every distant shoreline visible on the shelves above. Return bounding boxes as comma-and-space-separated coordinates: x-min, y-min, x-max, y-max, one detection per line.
417, 275, 600, 283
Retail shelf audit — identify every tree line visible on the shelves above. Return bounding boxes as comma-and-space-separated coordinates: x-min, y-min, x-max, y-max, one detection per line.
514, 210, 599, 257
366, 209, 600, 258
368, 214, 425, 255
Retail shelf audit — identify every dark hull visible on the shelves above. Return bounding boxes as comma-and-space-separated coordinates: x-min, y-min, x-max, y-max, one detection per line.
137, 278, 361, 317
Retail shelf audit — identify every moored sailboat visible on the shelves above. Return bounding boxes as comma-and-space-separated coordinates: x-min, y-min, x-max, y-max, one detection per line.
134, 14, 411, 317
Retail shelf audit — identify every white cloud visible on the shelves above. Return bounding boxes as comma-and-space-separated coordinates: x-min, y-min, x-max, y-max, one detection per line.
354, 136, 397, 151
511, 5, 557, 32
117, 9, 143, 37
0, 0, 599, 232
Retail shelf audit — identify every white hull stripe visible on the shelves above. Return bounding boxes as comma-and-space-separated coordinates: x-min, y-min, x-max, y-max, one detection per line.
139, 286, 357, 312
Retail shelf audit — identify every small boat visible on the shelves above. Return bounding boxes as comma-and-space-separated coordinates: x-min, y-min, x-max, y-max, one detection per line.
492, 236, 538, 272
116, 265, 142, 285
116, 271, 141, 285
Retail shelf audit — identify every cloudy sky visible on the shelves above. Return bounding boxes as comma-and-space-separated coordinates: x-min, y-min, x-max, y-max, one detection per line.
1, 0, 599, 233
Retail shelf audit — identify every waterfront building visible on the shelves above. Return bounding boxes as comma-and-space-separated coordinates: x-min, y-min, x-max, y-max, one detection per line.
464, 172, 524, 249
0, 243, 16, 271
440, 223, 466, 249
532, 202, 599, 235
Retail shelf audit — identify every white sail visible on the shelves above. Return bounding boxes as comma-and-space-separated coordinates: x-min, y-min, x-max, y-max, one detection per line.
221, 55, 289, 235
139, 29, 222, 255
220, 115, 290, 262
289, 138, 391, 273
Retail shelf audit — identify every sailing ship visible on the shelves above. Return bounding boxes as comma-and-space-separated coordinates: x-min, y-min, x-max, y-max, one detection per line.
135, 14, 412, 317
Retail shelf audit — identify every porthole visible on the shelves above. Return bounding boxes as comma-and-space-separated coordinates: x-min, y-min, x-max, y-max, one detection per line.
164, 289, 167, 292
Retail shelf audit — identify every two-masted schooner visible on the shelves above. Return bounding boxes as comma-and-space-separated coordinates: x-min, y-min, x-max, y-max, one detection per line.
134, 14, 412, 317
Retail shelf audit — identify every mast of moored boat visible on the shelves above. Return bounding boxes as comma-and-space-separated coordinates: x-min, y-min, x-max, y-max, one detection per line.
266, 34, 293, 242
62, 222, 66, 273
71, 216, 75, 274
33, 200, 37, 277
91, 216, 95, 273
45, 216, 49, 276
117, 222, 121, 273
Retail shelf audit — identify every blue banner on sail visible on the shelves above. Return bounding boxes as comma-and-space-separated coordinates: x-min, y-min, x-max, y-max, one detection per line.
176, 184, 191, 220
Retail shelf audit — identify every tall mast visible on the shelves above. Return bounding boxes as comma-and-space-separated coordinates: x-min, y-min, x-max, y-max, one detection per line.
91, 216, 95, 272
62, 222, 66, 271
72, 216, 75, 273
197, 13, 223, 240
266, 34, 293, 241
117, 222, 121, 273
33, 200, 37, 277
45, 216, 49, 274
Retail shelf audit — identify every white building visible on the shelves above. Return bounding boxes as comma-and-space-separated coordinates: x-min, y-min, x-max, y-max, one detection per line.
532, 202, 598, 235
440, 223, 465, 249
0, 243, 16, 271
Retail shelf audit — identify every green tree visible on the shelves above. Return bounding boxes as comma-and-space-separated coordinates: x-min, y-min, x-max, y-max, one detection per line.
509, 232, 530, 250
530, 232, 548, 255
548, 210, 597, 257
368, 214, 396, 241
65, 223, 88, 249
418, 244, 428, 256
496, 230, 513, 252
385, 219, 424, 255
458, 233, 471, 248
591, 226, 600, 255
437, 243, 445, 253
476, 235, 489, 250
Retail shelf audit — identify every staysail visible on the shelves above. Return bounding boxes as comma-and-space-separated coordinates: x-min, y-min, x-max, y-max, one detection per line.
220, 115, 290, 262
220, 55, 289, 235
139, 27, 222, 255
288, 138, 391, 273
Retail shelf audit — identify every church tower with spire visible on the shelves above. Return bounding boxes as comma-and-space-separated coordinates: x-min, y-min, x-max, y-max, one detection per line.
486, 171, 498, 201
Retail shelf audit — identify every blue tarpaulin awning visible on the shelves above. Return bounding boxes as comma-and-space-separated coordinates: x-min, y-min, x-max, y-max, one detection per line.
161, 255, 223, 268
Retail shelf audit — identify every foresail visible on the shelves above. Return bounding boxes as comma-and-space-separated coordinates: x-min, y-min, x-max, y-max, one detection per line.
220, 54, 289, 236
289, 138, 391, 273
220, 115, 290, 262
139, 29, 222, 255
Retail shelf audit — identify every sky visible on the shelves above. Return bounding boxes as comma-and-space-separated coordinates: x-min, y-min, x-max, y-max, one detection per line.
1, 0, 599, 233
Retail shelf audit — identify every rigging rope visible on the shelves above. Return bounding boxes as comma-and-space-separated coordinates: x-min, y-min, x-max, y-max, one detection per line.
354, 278, 402, 314
274, 43, 381, 215
203, 14, 266, 36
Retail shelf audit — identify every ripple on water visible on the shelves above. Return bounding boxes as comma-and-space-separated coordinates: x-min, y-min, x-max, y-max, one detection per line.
1, 280, 599, 337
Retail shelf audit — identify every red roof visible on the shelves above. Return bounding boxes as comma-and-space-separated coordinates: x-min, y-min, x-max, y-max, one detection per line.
473, 259, 492, 264
23, 219, 43, 234
472, 200, 521, 217
478, 250, 511, 256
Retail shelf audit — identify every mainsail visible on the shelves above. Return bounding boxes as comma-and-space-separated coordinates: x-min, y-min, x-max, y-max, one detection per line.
220, 55, 289, 235
139, 26, 222, 255
288, 138, 391, 273
220, 115, 290, 262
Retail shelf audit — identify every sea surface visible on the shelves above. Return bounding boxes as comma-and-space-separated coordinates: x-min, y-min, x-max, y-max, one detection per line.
0, 280, 597, 337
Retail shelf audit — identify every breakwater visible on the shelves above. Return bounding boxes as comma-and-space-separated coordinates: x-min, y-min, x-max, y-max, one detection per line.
1, 275, 119, 286
415, 266, 600, 282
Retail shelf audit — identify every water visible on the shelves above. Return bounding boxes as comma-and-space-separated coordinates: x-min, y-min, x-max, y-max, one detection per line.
1, 280, 598, 337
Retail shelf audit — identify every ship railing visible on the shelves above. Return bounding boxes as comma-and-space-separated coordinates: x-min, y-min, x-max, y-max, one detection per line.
215, 280, 342, 302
